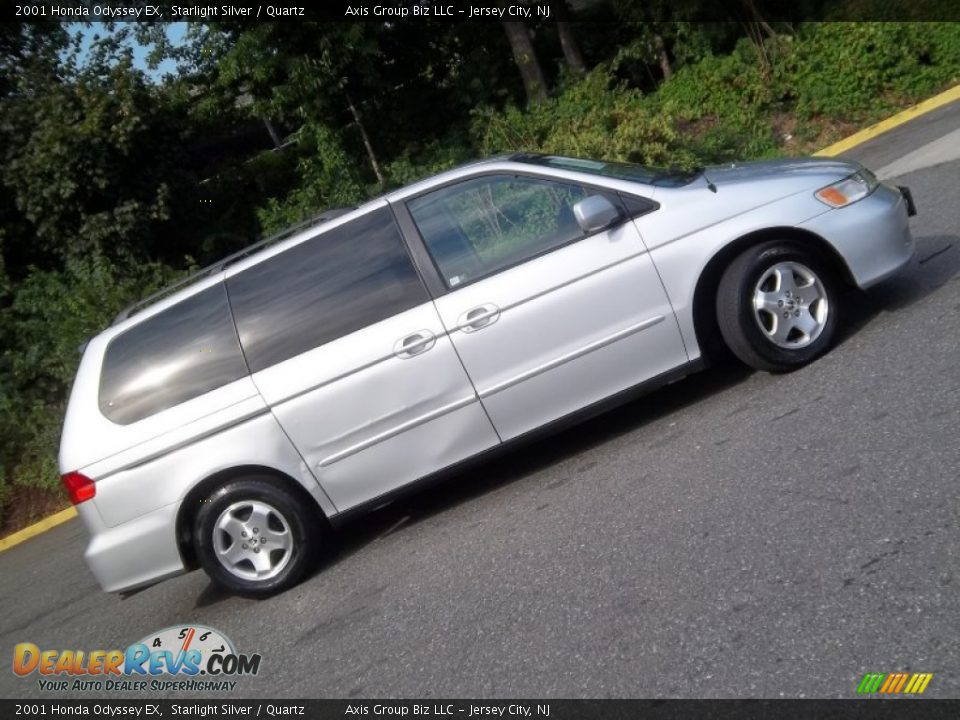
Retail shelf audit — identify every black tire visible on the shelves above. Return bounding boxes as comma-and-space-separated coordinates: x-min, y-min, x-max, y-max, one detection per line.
716, 241, 840, 372
193, 476, 321, 598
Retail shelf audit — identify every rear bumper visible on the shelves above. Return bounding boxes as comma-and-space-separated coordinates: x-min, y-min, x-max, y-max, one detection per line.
78, 500, 186, 593
799, 183, 914, 290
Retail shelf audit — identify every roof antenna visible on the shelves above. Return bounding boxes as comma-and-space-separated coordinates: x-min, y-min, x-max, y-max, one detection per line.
693, 165, 717, 193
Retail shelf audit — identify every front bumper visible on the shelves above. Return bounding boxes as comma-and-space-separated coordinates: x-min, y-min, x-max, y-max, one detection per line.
800, 183, 915, 290
898, 185, 918, 217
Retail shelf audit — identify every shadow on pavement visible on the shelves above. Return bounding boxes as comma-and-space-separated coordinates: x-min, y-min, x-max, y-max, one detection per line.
835, 233, 959, 347
317, 361, 756, 579
193, 581, 233, 609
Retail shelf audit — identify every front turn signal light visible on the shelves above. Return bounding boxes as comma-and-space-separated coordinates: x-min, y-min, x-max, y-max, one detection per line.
815, 171, 877, 208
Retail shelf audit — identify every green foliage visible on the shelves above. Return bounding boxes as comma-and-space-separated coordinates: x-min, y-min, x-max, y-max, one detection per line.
255, 123, 367, 234
657, 41, 772, 119
473, 67, 697, 168
782, 23, 960, 119
476, 22, 960, 173
2, 57, 193, 268
654, 39, 781, 160
0, 253, 180, 503
382, 137, 474, 189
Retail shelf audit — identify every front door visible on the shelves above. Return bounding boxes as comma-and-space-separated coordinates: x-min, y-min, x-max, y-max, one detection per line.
404, 173, 688, 441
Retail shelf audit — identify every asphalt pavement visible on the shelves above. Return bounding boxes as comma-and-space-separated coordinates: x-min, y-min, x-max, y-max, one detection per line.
1, 104, 958, 700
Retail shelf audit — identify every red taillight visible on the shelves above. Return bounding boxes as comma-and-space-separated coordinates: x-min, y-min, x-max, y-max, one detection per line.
61, 471, 96, 505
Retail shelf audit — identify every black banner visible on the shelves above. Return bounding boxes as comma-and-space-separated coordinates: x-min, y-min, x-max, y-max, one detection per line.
5, 0, 960, 23
4, 700, 960, 720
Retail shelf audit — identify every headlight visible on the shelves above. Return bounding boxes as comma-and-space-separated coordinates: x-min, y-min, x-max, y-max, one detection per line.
815, 170, 879, 208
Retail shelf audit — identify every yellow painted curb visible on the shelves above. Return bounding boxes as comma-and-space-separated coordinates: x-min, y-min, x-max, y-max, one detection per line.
0, 506, 76, 552
815, 83, 960, 157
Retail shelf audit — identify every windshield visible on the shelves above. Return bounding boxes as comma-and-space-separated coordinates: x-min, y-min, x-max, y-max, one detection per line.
513, 154, 699, 187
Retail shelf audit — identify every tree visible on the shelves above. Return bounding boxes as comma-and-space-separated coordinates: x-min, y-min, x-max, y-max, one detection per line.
0, 26, 211, 270
501, 19, 548, 104
495, 0, 549, 105
193, 22, 390, 185
0, 27, 196, 524
654, 32, 672, 78
165, 18, 525, 200
0, 23, 72, 275
555, 1, 586, 75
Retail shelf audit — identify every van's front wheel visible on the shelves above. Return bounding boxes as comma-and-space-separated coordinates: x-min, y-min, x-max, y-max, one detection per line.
193, 477, 320, 597
716, 241, 840, 372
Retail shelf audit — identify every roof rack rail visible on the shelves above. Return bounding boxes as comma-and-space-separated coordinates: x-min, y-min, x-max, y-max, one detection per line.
110, 207, 356, 326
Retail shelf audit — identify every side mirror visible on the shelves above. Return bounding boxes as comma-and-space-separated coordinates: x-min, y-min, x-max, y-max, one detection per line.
573, 195, 621, 234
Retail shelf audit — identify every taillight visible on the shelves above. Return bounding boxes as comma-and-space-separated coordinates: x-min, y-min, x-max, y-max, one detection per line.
61, 471, 96, 505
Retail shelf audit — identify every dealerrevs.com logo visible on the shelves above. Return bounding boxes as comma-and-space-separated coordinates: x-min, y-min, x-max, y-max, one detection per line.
12, 625, 261, 693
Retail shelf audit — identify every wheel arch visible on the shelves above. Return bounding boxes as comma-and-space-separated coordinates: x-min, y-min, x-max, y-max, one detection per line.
175, 465, 328, 571
691, 226, 856, 363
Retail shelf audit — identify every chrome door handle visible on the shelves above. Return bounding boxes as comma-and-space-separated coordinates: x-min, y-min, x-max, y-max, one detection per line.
393, 331, 436, 359
458, 304, 501, 333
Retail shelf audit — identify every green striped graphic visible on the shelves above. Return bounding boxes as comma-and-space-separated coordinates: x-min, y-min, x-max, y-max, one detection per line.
857, 672, 933, 694
857, 673, 886, 694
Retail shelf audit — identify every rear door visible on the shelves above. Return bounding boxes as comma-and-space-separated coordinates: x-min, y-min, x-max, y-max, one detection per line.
402, 172, 688, 441
225, 204, 499, 511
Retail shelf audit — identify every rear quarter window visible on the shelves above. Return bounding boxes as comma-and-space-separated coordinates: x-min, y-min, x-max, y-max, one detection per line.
99, 284, 249, 425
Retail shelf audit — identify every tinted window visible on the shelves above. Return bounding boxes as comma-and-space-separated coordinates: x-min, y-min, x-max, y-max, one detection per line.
100, 284, 248, 425
408, 175, 589, 288
227, 206, 428, 372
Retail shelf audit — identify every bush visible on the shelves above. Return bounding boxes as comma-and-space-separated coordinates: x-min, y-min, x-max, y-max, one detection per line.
472, 53, 787, 169
471, 23, 960, 172
654, 38, 782, 160
382, 136, 475, 189
256, 123, 367, 235
0, 252, 180, 520
781, 23, 960, 120
472, 66, 699, 168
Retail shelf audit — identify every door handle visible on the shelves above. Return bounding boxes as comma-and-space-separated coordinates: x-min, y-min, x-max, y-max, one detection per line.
393, 331, 436, 359
457, 304, 501, 333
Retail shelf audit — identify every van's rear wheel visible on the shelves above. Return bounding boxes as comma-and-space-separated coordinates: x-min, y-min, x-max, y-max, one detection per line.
716, 241, 840, 372
194, 477, 320, 597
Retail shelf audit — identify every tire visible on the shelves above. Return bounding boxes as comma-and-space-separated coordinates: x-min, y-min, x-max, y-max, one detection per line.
193, 476, 322, 598
716, 241, 840, 372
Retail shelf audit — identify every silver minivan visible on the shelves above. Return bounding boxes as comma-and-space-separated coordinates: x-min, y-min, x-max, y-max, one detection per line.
60, 154, 915, 596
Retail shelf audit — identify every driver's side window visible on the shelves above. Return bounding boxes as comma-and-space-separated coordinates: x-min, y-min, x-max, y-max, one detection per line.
407, 174, 589, 288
